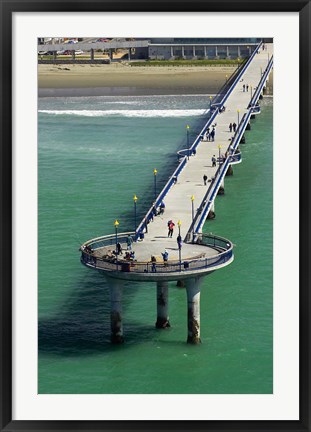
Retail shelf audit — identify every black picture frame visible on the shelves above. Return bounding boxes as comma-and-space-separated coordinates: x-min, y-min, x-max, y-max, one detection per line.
1, 1, 310, 431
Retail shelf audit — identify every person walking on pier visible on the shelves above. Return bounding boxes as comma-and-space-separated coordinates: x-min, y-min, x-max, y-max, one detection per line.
116, 243, 122, 255
168, 220, 175, 238
203, 174, 208, 185
127, 234, 133, 250
151, 203, 158, 218
246, 84, 249, 92
212, 155, 217, 167
210, 128, 215, 142
243, 84, 245, 92
177, 234, 182, 250
229, 122, 233, 133
159, 201, 165, 215
233, 122, 237, 133
207, 131, 211, 142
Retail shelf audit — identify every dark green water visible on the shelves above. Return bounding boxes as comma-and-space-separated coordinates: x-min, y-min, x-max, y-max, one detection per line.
38, 95, 272, 394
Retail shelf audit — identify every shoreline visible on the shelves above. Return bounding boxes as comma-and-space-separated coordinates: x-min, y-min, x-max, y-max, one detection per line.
39, 87, 219, 97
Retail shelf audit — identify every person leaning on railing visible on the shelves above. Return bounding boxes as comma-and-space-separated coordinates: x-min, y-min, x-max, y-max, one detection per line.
161, 249, 169, 266
151, 255, 157, 273
80, 244, 93, 254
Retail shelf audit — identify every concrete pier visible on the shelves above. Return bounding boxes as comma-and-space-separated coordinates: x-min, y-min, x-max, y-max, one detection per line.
186, 277, 203, 344
107, 276, 124, 344
80, 41, 273, 344
156, 281, 170, 328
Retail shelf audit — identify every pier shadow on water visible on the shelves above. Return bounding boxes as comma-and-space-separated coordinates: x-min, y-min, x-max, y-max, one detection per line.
39, 113, 212, 358
38, 272, 164, 357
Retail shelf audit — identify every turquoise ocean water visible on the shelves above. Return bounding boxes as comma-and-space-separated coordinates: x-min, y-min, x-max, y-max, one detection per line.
38, 94, 273, 394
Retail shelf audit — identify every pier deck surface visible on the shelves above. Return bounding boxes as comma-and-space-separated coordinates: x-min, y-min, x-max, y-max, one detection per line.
97, 44, 273, 264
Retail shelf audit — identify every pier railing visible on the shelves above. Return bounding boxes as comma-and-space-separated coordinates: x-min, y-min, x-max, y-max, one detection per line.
81, 233, 233, 274
248, 54, 273, 109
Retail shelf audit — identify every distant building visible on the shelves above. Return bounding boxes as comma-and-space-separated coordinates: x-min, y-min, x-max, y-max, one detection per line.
131, 37, 269, 61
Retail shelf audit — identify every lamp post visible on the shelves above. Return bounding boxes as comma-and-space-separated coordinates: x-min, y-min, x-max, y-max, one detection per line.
186, 125, 190, 160
250, 85, 253, 99
218, 145, 222, 166
237, 109, 240, 127
153, 169, 157, 201
177, 220, 182, 271
209, 95, 213, 116
133, 195, 138, 232
114, 219, 119, 270
191, 195, 195, 240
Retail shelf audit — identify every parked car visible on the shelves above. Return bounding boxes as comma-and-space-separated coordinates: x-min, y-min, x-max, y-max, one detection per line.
74, 50, 84, 55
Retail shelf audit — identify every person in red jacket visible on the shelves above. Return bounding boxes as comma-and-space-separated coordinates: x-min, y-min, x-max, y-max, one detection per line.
168, 220, 175, 238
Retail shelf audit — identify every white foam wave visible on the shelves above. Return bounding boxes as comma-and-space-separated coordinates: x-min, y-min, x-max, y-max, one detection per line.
38, 109, 209, 118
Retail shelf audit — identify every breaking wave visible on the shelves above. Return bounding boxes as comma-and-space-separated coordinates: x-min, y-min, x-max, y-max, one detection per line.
38, 109, 209, 118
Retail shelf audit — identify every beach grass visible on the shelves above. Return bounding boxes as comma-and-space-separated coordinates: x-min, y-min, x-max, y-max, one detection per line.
130, 59, 245, 67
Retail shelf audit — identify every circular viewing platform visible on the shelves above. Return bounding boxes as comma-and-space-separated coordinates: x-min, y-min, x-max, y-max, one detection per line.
80, 232, 234, 282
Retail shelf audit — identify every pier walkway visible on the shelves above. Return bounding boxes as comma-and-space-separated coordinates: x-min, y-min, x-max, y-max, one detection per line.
80, 42, 273, 343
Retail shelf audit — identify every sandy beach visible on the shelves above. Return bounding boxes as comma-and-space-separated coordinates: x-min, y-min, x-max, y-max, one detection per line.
38, 62, 238, 97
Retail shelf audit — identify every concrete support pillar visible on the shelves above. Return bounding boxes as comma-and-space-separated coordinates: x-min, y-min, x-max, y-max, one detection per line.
170, 46, 174, 58
128, 48, 131, 60
106, 276, 124, 343
246, 122, 251, 130
193, 46, 196, 57
207, 201, 215, 219
240, 135, 246, 144
215, 46, 218, 58
182, 46, 185, 58
90, 48, 94, 60
204, 46, 207, 58
110, 49, 113, 60
249, 46, 251, 55
226, 46, 230, 59
218, 179, 225, 195
53, 51, 57, 60
72, 51, 75, 61
226, 165, 233, 176
186, 277, 203, 344
156, 281, 170, 329
237, 46, 241, 58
